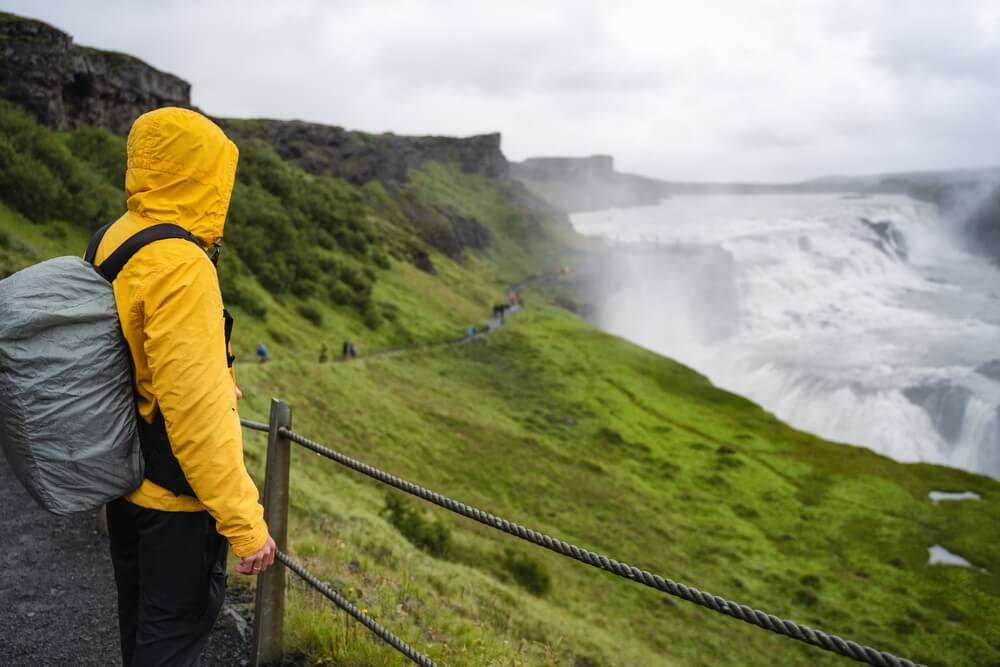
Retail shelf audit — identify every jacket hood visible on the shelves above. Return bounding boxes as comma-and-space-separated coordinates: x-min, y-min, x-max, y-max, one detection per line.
125, 107, 239, 247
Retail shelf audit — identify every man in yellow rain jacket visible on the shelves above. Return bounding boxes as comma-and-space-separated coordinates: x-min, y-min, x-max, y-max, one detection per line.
91, 107, 275, 666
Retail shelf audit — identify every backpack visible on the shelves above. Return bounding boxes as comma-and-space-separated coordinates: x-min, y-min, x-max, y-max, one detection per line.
0, 223, 197, 515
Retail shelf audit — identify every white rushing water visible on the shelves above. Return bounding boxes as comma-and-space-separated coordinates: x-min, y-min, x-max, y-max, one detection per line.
571, 194, 1000, 478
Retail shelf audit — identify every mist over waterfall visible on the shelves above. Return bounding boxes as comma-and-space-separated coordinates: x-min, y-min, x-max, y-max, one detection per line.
572, 194, 1000, 479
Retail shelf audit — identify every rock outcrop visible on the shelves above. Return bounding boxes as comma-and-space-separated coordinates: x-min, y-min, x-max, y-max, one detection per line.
219, 118, 507, 186
395, 193, 493, 262
961, 183, 1000, 261
0, 12, 191, 135
510, 155, 669, 212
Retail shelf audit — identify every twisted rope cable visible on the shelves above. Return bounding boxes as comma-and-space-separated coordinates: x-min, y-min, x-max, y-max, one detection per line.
276, 550, 438, 667
240, 418, 270, 433
280, 427, 923, 667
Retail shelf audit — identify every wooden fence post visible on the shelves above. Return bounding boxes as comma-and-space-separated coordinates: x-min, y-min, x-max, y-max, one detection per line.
251, 398, 292, 666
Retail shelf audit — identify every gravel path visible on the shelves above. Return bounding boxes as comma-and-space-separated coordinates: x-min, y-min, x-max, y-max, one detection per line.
0, 454, 255, 666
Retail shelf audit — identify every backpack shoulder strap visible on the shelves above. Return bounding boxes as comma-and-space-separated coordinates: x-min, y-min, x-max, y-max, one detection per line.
95, 224, 200, 282
84, 222, 114, 265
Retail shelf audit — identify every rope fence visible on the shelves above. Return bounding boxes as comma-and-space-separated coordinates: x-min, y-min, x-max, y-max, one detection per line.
240, 419, 270, 433
278, 422, 923, 667
277, 550, 438, 667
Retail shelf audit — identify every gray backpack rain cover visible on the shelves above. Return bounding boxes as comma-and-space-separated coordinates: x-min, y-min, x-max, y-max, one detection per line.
0, 256, 143, 515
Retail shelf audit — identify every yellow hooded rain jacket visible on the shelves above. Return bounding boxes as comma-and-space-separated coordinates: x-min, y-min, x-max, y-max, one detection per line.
91, 107, 267, 558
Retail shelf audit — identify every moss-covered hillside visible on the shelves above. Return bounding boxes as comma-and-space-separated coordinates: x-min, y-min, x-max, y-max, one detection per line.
1, 97, 999, 667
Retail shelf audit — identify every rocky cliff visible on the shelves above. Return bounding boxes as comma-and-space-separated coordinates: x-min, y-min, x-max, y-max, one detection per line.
510, 155, 669, 212
0, 12, 191, 135
219, 118, 507, 186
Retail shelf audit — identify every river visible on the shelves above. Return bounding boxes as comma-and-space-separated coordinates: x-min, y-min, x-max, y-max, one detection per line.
572, 193, 1000, 479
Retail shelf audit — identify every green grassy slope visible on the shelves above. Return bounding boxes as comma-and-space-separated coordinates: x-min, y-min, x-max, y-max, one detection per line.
233, 307, 1000, 667
1, 101, 998, 666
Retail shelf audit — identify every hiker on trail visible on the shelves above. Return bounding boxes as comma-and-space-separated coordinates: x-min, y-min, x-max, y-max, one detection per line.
467, 325, 476, 338
342, 340, 350, 359
350, 343, 359, 358
256, 341, 269, 363
319, 343, 328, 363
508, 290, 517, 305
91, 108, 275, 666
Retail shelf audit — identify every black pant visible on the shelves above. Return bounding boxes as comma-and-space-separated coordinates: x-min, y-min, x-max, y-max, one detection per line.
107, 498, 228, 667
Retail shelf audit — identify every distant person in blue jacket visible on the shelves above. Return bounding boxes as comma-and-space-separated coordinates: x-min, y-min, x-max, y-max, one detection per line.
256, 342, 269, 363
467, 325, 476, 338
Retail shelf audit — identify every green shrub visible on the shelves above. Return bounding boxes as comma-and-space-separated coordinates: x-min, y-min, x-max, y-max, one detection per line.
296, 303, 324, 327
377, 301, 400, 323
266, 327, 291, 345
42, 223, 68, 241
502, 549, 552, 596
220, 276, 268, 320
339, 265, 371, 294
0, 100, 123, 227
328, 281, 357, 307
361, 302, 382, 330
0, 253, 19, 278
0, 231, 39, 278
223, 138, 382, 314
371, 250, 391, 270
382, 494, 452, 558
63, 125, 127, 185
0, 134, 62, 220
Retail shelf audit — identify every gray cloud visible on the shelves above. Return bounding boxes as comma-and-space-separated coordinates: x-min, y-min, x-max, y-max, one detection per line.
4, 0, 1000, 181
871, 3, 1000, 85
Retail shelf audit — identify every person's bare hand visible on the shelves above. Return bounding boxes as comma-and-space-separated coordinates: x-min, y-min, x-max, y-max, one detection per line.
235, 385, 243, 401
237, 535, 276, 575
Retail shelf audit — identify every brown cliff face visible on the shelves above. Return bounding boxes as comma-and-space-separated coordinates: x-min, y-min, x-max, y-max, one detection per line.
218, 118, 508, 185
0, 13, 191, 135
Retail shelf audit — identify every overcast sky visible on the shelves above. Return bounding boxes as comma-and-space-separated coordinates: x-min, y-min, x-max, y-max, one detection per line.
7, 0, 1000, 181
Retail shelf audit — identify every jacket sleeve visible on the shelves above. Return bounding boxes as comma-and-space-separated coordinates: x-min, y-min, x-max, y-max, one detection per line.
140, 252, 269, 558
